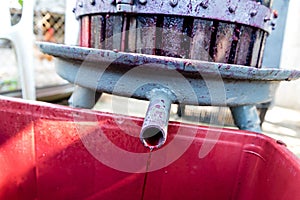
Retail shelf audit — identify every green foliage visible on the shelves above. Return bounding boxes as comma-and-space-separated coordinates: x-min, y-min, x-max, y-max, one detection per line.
0, 79, 18, 91
18, 0, 23, 7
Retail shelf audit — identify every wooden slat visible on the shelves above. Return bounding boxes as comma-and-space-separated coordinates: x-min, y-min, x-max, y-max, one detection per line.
136, 16, 158, 55
161, 16, 185, 58
256, 32, 267, 68
250, 0, 271, 67
213, 22, 235, 63
235, 26, 253, 66
127, 17, 137, 53
180, 17, 193, 59
228, 24, 241, 64
250, 30, 264, 67
190, 19, 213, 61
80, 16, 91, 47
105, 15, 123, 51
91, 15, 105, 49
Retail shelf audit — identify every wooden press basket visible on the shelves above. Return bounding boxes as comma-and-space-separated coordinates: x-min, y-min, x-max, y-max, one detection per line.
74, 0, 274, 68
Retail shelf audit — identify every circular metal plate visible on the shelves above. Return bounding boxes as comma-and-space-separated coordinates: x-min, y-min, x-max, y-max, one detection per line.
37, 42, 300, 106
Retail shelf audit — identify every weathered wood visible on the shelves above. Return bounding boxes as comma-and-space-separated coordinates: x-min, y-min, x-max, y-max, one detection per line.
80, 16, 91, 47
235, 26, 253, 66
190, 19, 213, 61
254, 0, 274, 68
136, 16, 158, 55
91, 15, 105, 49
127, 17, 137, 53
256, 33, 267, 68
80, 0, 272, 68
213, 23, 235, 63
161, 16, 185, 58
105, 15, 123, 51
180, 17, 193, 59
250, 30, 264, 67
228, 24, 241, 64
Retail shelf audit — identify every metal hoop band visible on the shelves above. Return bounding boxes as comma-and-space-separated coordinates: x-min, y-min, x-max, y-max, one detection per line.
74, 0, 274, 33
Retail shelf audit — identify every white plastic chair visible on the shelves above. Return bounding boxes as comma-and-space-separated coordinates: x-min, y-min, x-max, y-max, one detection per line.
0, 0, 36, 100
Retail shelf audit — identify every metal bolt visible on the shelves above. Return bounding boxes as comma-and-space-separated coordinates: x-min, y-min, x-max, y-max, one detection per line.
90, 0, 96, 6
139, 0, 147, 4
228, 6, 236, 13
273, 10, 279, 19
169, 0, 178, 7
271, 22, 276, 27
250, 10, 258, 17
264, 17, 271, 22
72, 8, 76, 13
78, 1, 83, 7
200, 0, 209, 9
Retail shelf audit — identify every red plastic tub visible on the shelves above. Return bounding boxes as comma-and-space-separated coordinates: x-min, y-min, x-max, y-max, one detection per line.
0, 96, 299, 200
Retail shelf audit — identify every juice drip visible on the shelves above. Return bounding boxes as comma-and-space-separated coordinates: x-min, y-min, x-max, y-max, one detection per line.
140, 151, 152, 200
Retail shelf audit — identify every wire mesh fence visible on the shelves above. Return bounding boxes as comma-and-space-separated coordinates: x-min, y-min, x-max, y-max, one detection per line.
34, 10, 65, 44
10, 8, 66, 44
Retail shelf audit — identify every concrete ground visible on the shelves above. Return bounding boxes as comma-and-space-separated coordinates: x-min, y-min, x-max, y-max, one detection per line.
262, 107, 300, 157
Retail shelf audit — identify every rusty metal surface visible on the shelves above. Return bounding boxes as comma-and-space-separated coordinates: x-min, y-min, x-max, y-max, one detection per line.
38, 43, 300, 81
140, 89, 174, 149
73, 0, 274, 33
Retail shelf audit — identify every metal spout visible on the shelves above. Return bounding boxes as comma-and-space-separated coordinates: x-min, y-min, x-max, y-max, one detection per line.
140, 89, 173, 149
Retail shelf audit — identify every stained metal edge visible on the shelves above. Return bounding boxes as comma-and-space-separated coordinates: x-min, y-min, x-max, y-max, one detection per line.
37, 42, 300, 82
55, 57, 279, 106
73, 0, 273, 33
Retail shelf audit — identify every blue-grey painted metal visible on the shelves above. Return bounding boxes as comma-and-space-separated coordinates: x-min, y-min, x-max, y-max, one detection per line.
69, 86, 101, 108
37, 42, 300, 107
38, 43, 300, 81
37, 42, 300, 135
140, 88, 174, 149
54, 56, 280, 106
230, 105, 262, 133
